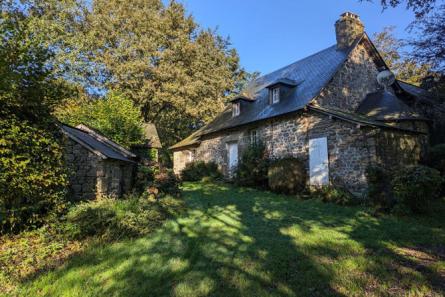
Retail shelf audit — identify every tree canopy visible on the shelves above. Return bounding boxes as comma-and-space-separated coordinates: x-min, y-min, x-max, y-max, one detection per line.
39, 0, 246, 146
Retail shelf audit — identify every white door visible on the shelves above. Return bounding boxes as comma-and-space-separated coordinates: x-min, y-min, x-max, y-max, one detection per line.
309, 137, 329, 187
228, 142, 238, 176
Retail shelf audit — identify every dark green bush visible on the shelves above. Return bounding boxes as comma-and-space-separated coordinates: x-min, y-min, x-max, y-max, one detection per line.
392, 165, 443, 214
0, 116, 68, 234
267, 158, 306, 194
313, 186, 355, 206
235, 143, 269, 188
366, 165, 394, 209
66, 195, 185, 240
181, 161, 222, 182
426, 144, 445, 175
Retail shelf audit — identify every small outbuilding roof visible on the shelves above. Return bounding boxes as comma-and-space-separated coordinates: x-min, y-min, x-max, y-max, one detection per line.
357, 90, 425, 121
61, 123, 136, 163
142, 123, 162, 149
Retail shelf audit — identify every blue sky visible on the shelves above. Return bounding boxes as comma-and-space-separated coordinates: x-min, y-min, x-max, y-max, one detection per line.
177, 0, 415, 75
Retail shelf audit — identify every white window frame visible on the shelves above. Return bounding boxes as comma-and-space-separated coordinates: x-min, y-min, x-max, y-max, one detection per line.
232, 102, 240, 117
272, 87, 280, 104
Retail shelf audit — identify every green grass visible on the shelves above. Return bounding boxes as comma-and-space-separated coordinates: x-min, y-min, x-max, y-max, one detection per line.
13, 182, 445, 297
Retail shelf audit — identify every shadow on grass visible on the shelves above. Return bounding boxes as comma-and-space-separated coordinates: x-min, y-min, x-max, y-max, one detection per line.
20, 182, 444, 297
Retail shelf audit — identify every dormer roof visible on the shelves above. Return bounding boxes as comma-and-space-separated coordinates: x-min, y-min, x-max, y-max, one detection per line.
265, 78, 299, 89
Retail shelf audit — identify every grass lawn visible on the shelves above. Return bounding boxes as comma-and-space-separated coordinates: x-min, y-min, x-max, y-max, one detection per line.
13, 182, 445, 297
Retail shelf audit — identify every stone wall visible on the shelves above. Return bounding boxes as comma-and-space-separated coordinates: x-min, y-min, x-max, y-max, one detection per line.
314, 40, 381, 112
174, 111, 379, 195
64, 137, 134, 201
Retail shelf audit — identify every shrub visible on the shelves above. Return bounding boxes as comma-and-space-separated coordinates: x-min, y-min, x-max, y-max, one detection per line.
366, 165, 394, 209
181, 161, 222, 182
392, 165, 443, 214
313, 186, 355, 206
426, 144, 445, 175
235, 143, 269, 188
66, 195, 185, 240
0, 116, 68, 234
152, 167, 181, 198
267, 158, 306, 194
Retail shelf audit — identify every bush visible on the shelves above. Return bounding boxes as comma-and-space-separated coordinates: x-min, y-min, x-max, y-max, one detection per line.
181, 161, 222, 182
392, 165, 443, 214
0, 116, 68, 234
66, 195, 185, 241
426, 144, 445, 175
268, 158, 306, 194
366, 165, 394, 209
235, 143, 269, 188
152, 168, 181, 198
313, 186, 355, 206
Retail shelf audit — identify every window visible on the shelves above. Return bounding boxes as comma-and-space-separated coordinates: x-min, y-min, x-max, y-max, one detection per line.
272, 87, 280, 104
232, 102, 240, 117
249, 130, 258, 146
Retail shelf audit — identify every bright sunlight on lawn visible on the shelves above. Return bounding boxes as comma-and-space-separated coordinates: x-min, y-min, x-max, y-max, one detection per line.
16, 182, 445, 297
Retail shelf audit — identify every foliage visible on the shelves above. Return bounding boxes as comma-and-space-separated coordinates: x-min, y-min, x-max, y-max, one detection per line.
150, 167, 182, 198
367, 0, 445, 73
235, 143, 269, 188
0, 3, 69, 234
267, 157, 306, 195
365, 165, 394, 209
426, 144, 445, 175
313, 186, 355, 206
66, 195, 185, 241
15, 182, 445, 296
392, 165, 443, 213
372, 27, 432, 86
180, 161, 223, 182
39, 0, 246, 147
0, 225, 82, 295
55, 92, 145, 148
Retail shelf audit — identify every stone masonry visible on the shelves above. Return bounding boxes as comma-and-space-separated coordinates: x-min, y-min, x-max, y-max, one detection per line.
64, 137, 134, 201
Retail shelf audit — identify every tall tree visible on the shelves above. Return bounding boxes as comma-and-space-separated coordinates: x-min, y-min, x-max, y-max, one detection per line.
51, 0, 245, 146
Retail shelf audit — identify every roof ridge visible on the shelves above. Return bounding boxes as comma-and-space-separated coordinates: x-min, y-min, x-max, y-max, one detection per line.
76, 124, 136, 158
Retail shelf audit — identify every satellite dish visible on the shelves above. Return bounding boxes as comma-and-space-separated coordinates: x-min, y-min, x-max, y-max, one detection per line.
377, 70, 395, 89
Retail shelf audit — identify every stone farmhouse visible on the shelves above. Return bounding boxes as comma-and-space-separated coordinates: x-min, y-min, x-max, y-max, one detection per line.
62, 123, 161, 201
171, 12, 440, 196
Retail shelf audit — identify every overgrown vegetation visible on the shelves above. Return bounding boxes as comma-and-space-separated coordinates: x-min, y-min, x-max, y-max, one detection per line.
267, 157, 306, 194
392, 165, 443, 214
9, 182, 445, 297
0, 194, 185, 294
0, 3, 69, 234
235, 143, 269, 188
181, 161, 223, 182
366, 165, 394, 209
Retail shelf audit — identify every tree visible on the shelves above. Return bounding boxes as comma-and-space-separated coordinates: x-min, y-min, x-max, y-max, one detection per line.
55, 93, 145, 148
372, 27, 432, 85
0, 2, 68, 233
50, 0, 246, 146
364, 0, 445, 74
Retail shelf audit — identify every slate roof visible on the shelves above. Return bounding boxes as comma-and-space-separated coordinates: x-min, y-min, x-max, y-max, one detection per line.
357, 90, 425, 121
142, 123, 162, 148
61, 124, 136, 163
171, 43, 353, 149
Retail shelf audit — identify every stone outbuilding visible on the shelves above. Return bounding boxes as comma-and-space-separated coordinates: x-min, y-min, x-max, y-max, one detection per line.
171, 12, 434, 196
61, 124, 137, 201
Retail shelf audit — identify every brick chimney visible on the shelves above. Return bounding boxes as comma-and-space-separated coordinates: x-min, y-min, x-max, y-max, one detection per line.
335, 12, 364, 50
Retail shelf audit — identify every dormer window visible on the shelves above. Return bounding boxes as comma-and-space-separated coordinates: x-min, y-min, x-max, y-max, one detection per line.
272, 87, 280, 104
232, 102, 240, 117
